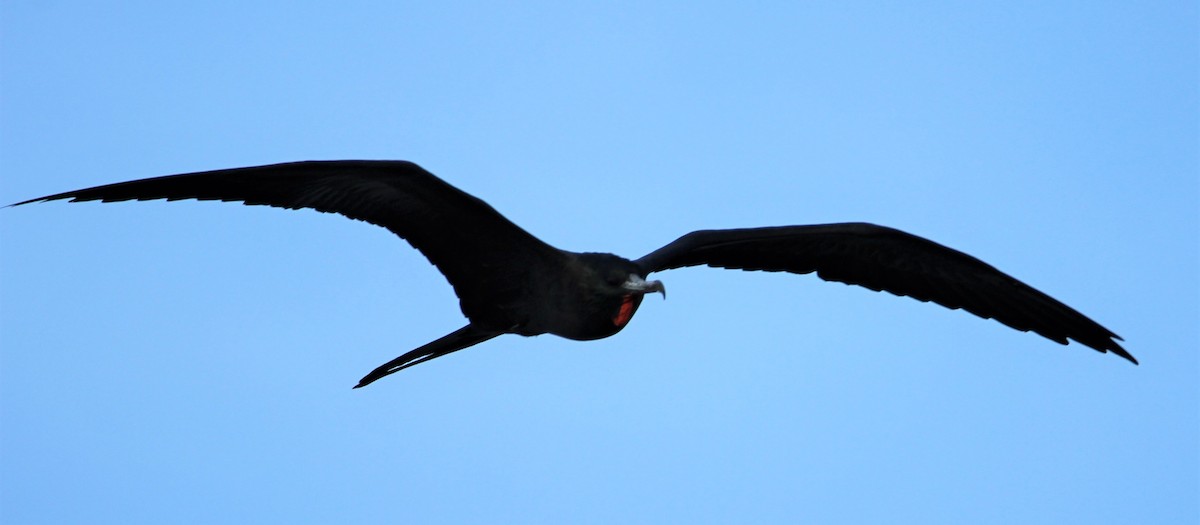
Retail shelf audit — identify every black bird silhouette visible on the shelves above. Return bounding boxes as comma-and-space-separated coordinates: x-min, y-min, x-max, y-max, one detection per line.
13, 160, 1136, 387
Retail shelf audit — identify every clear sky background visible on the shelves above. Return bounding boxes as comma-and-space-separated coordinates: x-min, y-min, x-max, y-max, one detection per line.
1, 2, 1196, 524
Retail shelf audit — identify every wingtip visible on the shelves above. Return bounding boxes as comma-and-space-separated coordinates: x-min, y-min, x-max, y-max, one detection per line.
1118, 351, 1139, 366
6, 198, 42, 208
1107, 343, 1138, 366
8, 194, 73, 208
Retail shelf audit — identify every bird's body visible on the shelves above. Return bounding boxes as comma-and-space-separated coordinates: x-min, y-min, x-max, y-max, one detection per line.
12, 160, 1135, 387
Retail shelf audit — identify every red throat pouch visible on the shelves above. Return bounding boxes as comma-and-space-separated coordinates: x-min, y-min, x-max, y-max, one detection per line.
612, 295, 635, 327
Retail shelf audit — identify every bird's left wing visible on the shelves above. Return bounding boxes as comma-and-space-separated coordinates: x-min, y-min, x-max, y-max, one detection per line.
635, 223, 1133, 363
13, 160, 567, 322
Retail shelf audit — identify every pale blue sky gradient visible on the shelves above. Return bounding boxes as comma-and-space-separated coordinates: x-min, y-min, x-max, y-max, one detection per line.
2, 2, 1196, 524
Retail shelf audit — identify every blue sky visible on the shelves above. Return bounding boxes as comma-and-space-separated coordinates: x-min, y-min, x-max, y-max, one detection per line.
1, 2, 1195, 523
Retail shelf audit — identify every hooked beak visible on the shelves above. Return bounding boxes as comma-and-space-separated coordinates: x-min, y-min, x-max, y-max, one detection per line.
622, 274, 666, 299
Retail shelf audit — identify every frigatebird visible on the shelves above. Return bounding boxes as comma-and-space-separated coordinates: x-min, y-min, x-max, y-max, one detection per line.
12, 160, 1135, 387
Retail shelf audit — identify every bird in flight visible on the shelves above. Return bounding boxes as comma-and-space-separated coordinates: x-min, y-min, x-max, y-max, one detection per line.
12, 160, 1136, 387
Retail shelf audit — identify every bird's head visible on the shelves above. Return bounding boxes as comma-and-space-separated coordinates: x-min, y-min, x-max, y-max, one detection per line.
570, 252, 665, 338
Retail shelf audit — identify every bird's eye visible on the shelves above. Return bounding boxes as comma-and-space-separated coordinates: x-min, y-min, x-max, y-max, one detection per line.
606, 273, 625, 286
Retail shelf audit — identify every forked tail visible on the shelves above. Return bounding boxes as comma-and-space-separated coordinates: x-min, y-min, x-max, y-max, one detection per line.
354, 325, 501, 388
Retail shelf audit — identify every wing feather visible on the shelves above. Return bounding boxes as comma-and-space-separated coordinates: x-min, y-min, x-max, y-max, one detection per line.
636, 222, 1133, 363
14, 160, 566, 323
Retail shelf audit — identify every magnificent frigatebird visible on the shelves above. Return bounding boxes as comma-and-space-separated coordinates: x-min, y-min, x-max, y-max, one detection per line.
12, 160, 1135, 387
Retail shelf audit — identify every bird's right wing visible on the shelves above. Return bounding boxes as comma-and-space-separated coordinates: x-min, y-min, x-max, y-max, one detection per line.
14, 160, 567, 322
635, 223, 1133, 363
